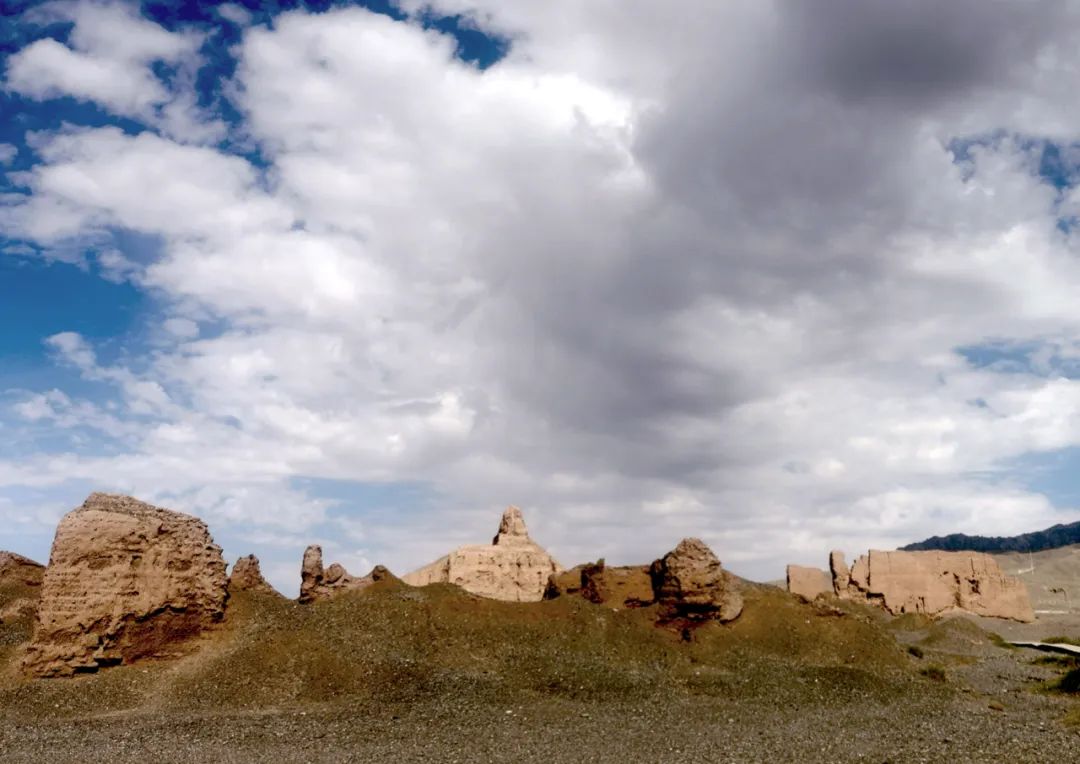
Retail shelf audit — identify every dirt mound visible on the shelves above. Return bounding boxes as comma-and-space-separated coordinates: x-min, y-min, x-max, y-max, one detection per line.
403, 506, 561, 602
0, 571, 913, 721
23, 493, 228, 677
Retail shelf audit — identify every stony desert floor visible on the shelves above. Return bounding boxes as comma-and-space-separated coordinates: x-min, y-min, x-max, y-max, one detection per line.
3, 580, 1080, 763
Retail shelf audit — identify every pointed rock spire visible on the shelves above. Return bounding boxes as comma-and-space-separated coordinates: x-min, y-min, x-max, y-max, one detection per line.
298, 544, 397, 603
405, 505, 561, 602
228, 554, 280, 597
492, 505, 530, 546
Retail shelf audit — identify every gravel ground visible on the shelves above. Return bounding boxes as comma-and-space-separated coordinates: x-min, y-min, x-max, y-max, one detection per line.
3, 586, 1080, 762
2, 652, 1078, 763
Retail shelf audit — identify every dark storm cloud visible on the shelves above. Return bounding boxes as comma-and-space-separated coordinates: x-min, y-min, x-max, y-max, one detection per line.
630, 0, 1071, 300
473, 0, 1080, 490
782, 0, 1071, 105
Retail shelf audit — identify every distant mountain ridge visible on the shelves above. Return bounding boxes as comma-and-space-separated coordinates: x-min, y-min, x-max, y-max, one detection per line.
902, 520, 1080, 553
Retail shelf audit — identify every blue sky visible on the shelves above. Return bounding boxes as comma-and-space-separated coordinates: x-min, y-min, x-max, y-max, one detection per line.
5, 0, 1080, 593
0, 0, 511, 589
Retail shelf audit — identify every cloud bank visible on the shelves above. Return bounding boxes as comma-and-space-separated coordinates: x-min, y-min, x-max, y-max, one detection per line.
4, 0, 1080, 591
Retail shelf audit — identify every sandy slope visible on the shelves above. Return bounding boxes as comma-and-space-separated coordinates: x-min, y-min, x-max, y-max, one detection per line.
1, 579, 1079, 761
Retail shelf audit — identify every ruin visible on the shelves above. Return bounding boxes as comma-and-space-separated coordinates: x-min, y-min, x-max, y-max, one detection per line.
228, 554, 281, 597
785, 564, 831, 602
545, 559, 655, 607
545, 538, 744, 626
23, 493, 228, 677
0, 551, 44, 623
828, 549, 1034, 622
403, 506, 562, 602
299, 545, 395, 603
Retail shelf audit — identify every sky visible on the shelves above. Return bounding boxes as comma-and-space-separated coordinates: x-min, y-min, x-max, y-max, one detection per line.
4, 0, 1080, 594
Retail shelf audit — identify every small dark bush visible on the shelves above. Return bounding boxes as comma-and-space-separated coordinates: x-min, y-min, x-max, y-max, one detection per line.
1055, 668, 1080, 694
920, 664, 946, 682
907, 645, 924, 659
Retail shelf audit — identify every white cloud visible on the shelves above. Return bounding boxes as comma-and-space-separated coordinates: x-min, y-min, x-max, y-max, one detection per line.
6, 3, 1080, 588
4, 1, 222, 142
6, 127, 288, 243
0, 144, 17, 165
217, 4, 252, 26
162, 317, 199, 339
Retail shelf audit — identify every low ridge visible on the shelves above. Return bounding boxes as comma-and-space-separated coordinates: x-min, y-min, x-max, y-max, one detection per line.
902, 519, 1080, 553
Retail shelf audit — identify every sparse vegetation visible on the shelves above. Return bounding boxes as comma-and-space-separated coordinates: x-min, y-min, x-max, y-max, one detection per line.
1064, 706, 1080, 728
4, 576, 1080, 759
1032, 655, 1078, 668
920, 664, 947, 682
988, 632, 1017, 650
1044, 636, 1080, 647
918, 617, 992, 650
1053, 668, 1080, 694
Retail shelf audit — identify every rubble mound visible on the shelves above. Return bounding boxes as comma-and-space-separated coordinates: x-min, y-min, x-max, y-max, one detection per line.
786, 564, 831, 601
299, 545, 396, 603
650, 537, 744, 624
23, 493, 228, 677
0, 552, 45, 623
228, 555, 281, 597
544, 559, 654, 607
402, 506, 562, 602
830, 549, 1034, 622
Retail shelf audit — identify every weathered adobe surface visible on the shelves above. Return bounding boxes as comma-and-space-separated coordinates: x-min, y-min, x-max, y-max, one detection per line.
785, 564, 831, 602
546, 538, 744, 627
227, 555, 282, 597
0, 552, 45, 623
544, 559, 655, 607
651, 538, 743, 624
829, 549, 1034, 622
23, 493, 228, 677
0, 552, 44, 587
402, 506, 562, 602
299, 546, 396, 604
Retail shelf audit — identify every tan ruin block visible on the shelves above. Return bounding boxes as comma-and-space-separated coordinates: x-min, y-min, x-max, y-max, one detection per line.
403, 506, 561, 602
786, 564, 831, 601
830, 549, 1034, 622
23, 493, 228, 677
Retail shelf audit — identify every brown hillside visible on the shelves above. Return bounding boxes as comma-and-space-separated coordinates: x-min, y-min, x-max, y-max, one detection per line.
0, 579, 908, 718
4, 580, 1080, 761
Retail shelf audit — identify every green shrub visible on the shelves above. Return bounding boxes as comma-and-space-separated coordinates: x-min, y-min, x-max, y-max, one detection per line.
987, 632, 1017, 650
1032, 655, 1078, 668
1044, 636, 1080, 647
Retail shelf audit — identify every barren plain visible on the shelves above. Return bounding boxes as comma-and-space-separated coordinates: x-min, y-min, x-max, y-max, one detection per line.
4, 576, 1080, 763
